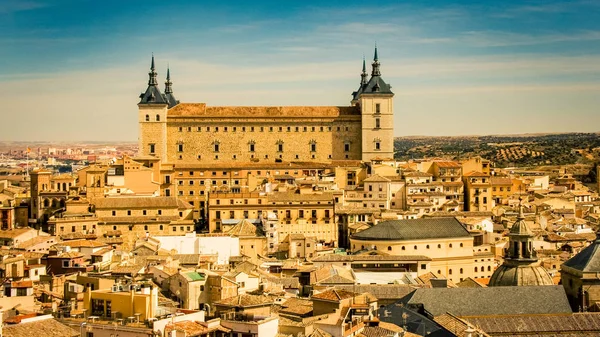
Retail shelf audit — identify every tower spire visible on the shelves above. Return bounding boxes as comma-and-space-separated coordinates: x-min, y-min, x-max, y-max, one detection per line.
371, 44, 381, 77
165, 66, 173, 94
148, 54, 158, 86
360, 56, 368, 86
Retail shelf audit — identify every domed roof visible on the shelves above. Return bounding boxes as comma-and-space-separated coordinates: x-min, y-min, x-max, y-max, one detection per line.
509, 205, 532, 236
489, 262, 554, 287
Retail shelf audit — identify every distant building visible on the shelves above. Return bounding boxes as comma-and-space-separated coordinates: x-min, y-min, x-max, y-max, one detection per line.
349, 217, 494, 283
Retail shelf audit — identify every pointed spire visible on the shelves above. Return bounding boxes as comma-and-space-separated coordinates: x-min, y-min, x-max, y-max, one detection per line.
148, 54, 158, 86
165, 66, 173, 94
360, 56, 368, 86
371, 44, 381, 77
374, 44, 379, 61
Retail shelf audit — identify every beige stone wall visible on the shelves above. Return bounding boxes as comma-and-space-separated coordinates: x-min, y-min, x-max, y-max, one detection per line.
139, 105, 168, 159
349, 236, 483, 283
359, 95, 394, 161
161, 118, 362, 163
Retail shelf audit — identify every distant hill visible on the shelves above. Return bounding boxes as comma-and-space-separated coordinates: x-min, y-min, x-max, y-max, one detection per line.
394, 133, 600, 167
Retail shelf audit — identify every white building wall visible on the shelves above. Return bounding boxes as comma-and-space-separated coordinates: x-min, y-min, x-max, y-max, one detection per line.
154, 234, 240, 265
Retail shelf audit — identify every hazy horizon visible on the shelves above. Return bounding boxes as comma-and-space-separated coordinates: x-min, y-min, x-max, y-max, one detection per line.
2, 0, 600, 141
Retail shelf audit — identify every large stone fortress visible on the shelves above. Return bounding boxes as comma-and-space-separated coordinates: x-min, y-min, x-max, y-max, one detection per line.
137, 47, 394, 164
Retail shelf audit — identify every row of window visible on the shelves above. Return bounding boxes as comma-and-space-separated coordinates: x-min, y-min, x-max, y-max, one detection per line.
176, 125, 352, 133
109, 224, 192, 232
158, 141, 380, 155
111, 210, 162, 216
355, 243, 465, 250
178, 179, 240, 186
174, 142, 320, 153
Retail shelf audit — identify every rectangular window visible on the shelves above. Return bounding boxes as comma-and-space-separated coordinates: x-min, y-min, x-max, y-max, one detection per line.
178, 144, 184, 152
375, 118, 381, 128
344, 143, 350, 152
149, 144, 155, 154
376, 103, 381, 113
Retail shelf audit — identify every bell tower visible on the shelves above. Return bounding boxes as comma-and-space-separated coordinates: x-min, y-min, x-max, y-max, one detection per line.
355, 46, 394, 162
138, 55, 169, 160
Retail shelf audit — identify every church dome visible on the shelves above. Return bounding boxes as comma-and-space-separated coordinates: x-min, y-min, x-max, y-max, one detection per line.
489, 261, 554, 287
489, 202, 554, 287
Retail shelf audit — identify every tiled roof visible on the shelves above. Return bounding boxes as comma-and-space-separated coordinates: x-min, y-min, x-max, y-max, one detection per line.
0, 228, 36, 239
56, 239, 108, 248
463, 312, 600, 335
401, 285, 572, 317
463, 171, 489, 177
563, 234, 600, 272
351, 217, 471, 241
360, 326, 403, 337
311, 289, 356, 302
456, 277, 486, 288
215, 294, 274, 307
334, 284, 420, 300
403, 171, 432, 177
93, 196, 179, 209
363, 175, 391, 183
3, 318, 78, 337
226, 219, 263, 237
434, 313, 490, 337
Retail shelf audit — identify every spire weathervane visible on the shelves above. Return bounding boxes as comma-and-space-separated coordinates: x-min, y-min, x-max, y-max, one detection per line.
165, 65, 173, 94
148, 54, 158, 86
371, 44, 381, 77
361, 56, 368, 86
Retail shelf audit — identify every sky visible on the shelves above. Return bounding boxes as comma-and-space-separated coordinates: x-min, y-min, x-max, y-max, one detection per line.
1, 0, 600, 141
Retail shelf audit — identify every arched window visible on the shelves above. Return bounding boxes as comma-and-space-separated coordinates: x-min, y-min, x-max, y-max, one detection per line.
401, 246, 405, 250
426, 245, 430, 249
449, 269, 452, 275
374, 246, 377, 250
460, 243, 464, 247
449, 243, 453, 248
475, 267, 478, 272
437, 270, 441, 274
43, 199, 50, 208
438, 244, 441, 248
156, 114, 160, 121
361, 245, 364, 250
460, 268, 463, 274
145, 114, 150, 121
160, 225, 164, 231
414, 245, 417, 250
488, 266, 491, 271
387, 246, 392, 251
